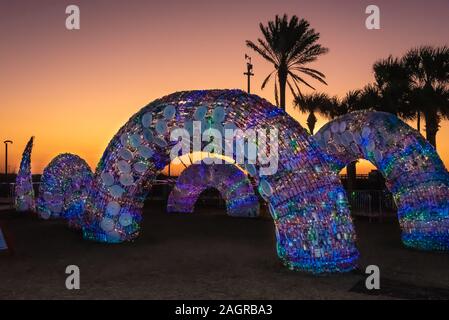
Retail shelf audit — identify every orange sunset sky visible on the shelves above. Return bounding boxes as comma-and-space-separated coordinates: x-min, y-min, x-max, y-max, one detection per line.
0, 0, 448, 174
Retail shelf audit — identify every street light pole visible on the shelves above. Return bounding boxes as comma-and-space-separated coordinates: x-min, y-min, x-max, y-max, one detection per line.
3, 140, 13, 177
244, 54, 254, 94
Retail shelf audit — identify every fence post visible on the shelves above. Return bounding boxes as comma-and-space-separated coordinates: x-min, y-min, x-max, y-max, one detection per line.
368, 194, 372, 222
9, 183, 14, 209
378, 191, 383, 222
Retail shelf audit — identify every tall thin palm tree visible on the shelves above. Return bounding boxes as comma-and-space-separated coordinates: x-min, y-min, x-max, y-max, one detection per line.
403, 46, 449, 148
246, 14, 328, 110
436, 85, 449, 119
408, 87, 428, 132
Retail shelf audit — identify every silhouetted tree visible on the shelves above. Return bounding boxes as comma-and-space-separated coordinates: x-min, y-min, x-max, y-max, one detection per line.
294, 92, 331, 134
295, 91, 359, 191
403, 46, 449, 148
246, 14, 328, 110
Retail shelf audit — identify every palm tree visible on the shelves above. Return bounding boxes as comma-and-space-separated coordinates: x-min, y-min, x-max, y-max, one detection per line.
408, 88, 425, 132
436, 85, 449, 120
372, 56, 412, 116
295, 91, 360, 192
356, 84, 380, 111
356, 56, 415, 118
357, 57, 419, 128
294, 92, 331, 134
403, 46, 449, 148
339, 90, 361, 114
246, 14, 329, 110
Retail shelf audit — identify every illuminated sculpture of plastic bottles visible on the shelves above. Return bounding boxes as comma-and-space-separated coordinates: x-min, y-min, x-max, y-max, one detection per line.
82, 89, 359, 274
15, 137, 35, 212
314, 110, 449, 250
15, 90, 449, 274
167, 159, 259, 217
37, 153, 93, 229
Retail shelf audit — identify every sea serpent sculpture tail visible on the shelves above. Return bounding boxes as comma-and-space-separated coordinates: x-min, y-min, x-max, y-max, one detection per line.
15, 136, 35, 212
82, 89, 359, 273
14, 90, 449, 274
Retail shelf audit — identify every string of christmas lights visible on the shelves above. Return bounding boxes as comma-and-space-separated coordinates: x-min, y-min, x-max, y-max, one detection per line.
314, 110, 449, 250
37, 153, 93, 229
167, 159, 259, 217
15, 136, 35, 212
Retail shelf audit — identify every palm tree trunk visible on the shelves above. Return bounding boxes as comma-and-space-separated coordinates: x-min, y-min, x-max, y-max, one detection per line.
307, 112, 317, 135
424, 109, 439, 149
308, 125, 314, 135
278, 68, 287, 110
416, 110, 421, 132
347, 161, 357, 193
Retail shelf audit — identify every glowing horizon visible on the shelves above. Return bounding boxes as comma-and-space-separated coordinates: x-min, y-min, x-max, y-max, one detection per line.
0, 0, 448, 175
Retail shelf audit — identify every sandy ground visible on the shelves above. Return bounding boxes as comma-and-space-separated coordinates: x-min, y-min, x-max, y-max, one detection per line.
1, 202, 449, 300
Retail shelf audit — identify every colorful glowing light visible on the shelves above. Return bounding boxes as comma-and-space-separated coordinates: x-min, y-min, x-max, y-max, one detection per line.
82, 90, 359, 274
314, 110, 449, 250
167, 159, 259, 217
32, 92, 449, 274
15, 137, 35, 212
37, 153, 93, 229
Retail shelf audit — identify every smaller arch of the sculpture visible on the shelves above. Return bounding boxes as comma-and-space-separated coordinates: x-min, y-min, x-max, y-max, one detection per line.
15, 136, 36, 212
37, 153, 93, 229
314, 110, 449, 251
167, 159, 260, 217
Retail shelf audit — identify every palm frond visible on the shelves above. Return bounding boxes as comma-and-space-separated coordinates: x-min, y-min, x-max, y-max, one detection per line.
261, 70, 276, 90
246, 40, 277, 65
246, 14, 328, 108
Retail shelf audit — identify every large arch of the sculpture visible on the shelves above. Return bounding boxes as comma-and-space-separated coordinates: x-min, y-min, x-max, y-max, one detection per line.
82, 89, 359, 274
314, 110, 449, 250
167, 159, 260, 218
15, 136, 35, 212
37, 153, 93, 229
